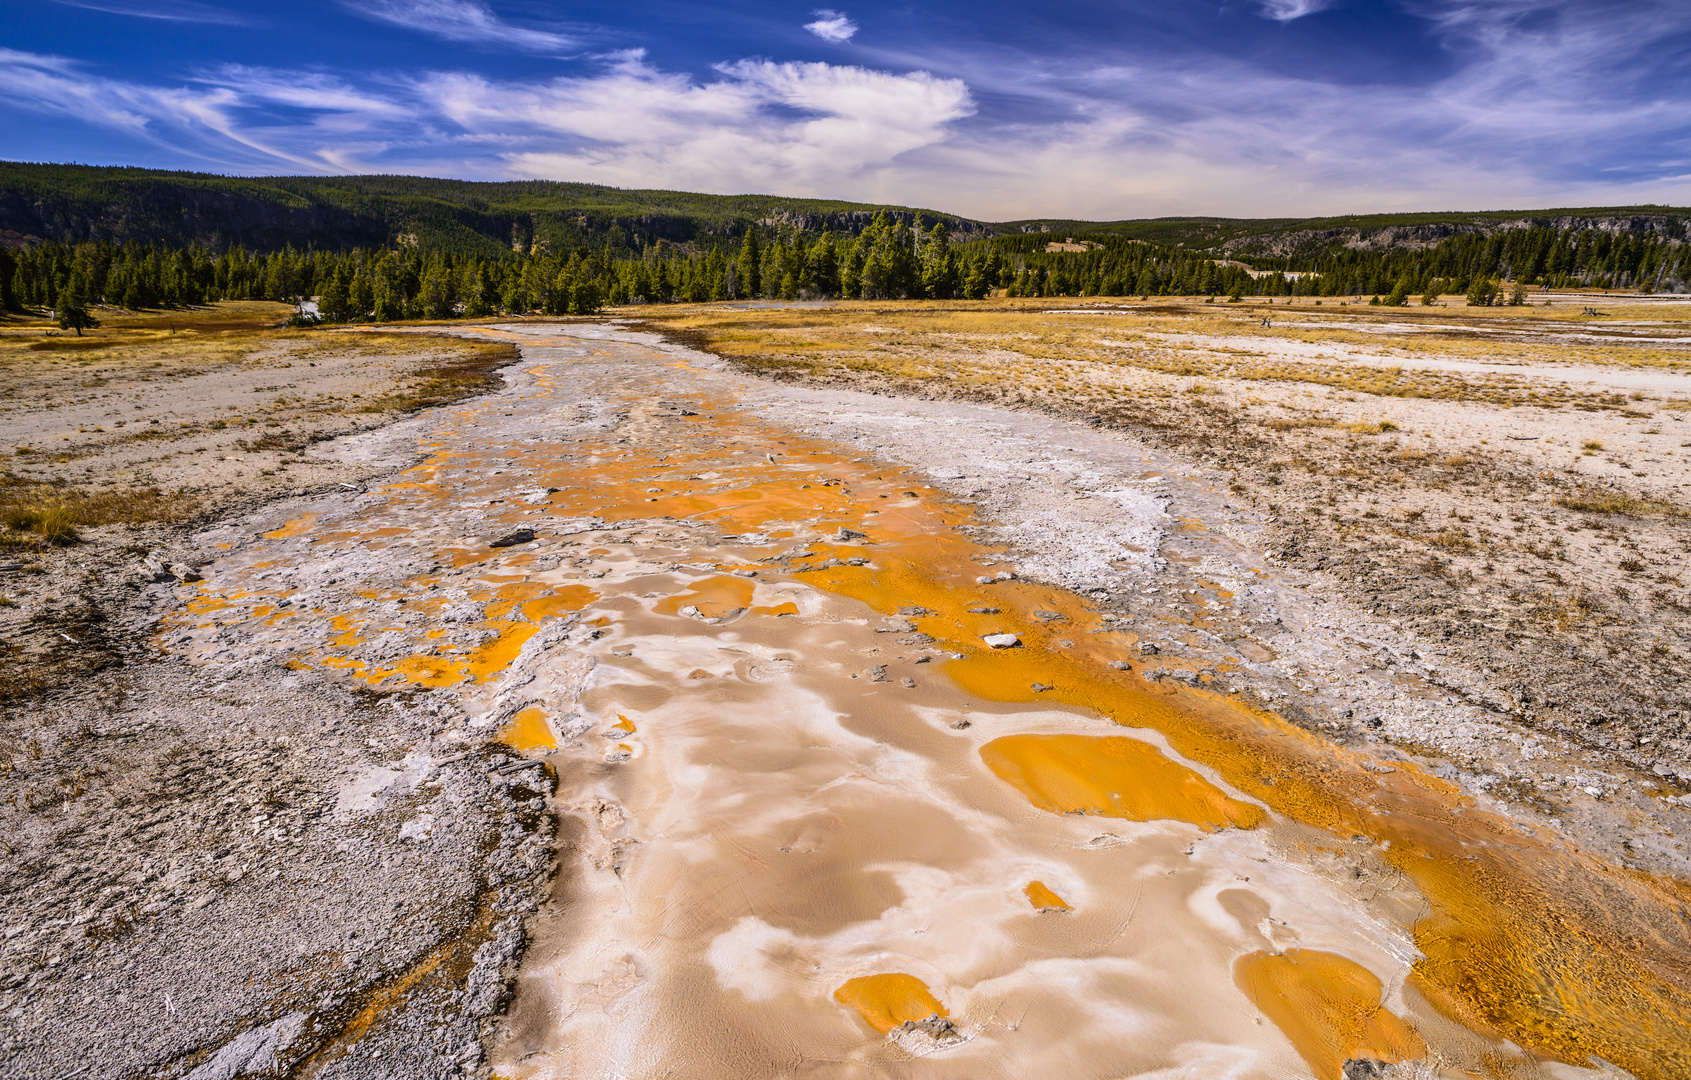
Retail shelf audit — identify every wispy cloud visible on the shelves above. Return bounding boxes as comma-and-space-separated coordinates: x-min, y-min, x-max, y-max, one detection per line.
349, 0, 573, 54
804, 9, 858, 44
1255, 0, 1337, 22
0, 47, 973, 191
51, 0, 246, 24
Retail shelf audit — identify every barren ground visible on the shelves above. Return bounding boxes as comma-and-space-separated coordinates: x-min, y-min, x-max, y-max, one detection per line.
1, 301, 1689, 1079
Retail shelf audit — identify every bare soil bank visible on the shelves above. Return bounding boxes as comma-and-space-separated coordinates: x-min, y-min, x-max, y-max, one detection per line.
0, 303, 516, 703
0, 307, 538, 1079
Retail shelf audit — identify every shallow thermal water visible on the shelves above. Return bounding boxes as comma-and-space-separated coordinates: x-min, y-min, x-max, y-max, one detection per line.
164, 325, 1691, 1080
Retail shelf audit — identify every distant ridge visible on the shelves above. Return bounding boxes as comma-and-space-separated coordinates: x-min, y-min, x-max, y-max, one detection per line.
0, 162, 990, 255
1, 162, 1686, 259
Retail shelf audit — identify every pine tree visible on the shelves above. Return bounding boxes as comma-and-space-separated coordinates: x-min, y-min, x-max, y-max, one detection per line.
57, 270, 99, 336
737, 229, 761, 299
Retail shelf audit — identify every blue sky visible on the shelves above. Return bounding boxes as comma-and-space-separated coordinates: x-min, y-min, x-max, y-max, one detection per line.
2, 1, 1690, 219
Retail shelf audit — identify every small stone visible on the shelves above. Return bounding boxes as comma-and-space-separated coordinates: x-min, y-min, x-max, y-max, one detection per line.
867, 666, 888, 683
900, 677, 917, 689
1109, 660, 1132, 671
1030, 683, 1053, 692
837, 528, 867, 541
983, 633, 1021, 649
1138, 642, 1160, 655
968, 606, 999, 614
490, 528, 536, 548
1033, 610, 1066, 622
995, 571, 1015, 581
168, 562, 203, 582
975, 575, 995, 585
950, 719, 972, 729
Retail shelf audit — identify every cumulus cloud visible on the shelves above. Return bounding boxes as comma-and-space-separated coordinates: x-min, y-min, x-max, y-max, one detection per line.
804, 9, 858, 43
350, 0, 573, 53
423, 55, 973, 192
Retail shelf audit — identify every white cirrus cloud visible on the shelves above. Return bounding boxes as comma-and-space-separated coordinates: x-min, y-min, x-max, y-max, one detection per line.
349, 0, 573, 54
1256, 0, 1337, 21
51, 0, 246, 24
804, 9, 858, 43
0, 47, 974, 194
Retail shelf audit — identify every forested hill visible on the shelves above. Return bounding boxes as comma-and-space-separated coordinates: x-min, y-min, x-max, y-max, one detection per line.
0, 162, 991, 255
5, 162, 1688, 267
1004, 207, 1691, 260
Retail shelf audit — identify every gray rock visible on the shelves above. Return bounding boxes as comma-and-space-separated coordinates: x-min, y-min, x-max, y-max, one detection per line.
983, 633, 1021, 649
184, 1012, 306, 1080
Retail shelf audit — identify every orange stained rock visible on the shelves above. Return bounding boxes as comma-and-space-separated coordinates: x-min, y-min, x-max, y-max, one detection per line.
1234, 949, 1425, 1080
1024, 881, 1071, 912
981, 733, 1265, 832
654, 575, 755, 618
501, 707, 557, 750
833, 973, 948, 1035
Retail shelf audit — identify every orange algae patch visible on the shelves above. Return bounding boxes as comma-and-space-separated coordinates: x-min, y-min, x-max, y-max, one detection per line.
1024, 881, 1071, 912
981, 734, 1264, 832
466, 623, 540, 682
1235, 949, 1425, 1080
263, 513, 318, 539
833, 973, 948, 1035
521, 585, 597, 621
501, 707, 556, 750
613, 715, 636, 734
390, 654, 465, 688
750, 601, 800, 616
654, 575, 755, 618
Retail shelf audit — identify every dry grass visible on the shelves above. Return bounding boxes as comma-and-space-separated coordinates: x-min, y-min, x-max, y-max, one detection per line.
0, 472, 199, 549
1554, 486, 1685, 517
635, 302, 1674, 414
354, 339, 520, 412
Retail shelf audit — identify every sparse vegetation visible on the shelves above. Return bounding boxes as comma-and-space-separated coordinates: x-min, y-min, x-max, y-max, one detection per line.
0, 473, 199, 548
1555, 486, 1683, 517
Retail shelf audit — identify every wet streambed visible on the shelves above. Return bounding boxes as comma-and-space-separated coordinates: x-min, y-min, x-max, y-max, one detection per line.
165, 325, 1691, 1079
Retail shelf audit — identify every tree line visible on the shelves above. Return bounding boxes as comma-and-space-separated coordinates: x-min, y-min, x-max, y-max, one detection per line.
4, 214, 1687, 328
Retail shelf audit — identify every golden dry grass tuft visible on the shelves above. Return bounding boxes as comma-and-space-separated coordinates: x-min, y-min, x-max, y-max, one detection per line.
0, 472, 200, 549
1554, 486, 1684, 517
